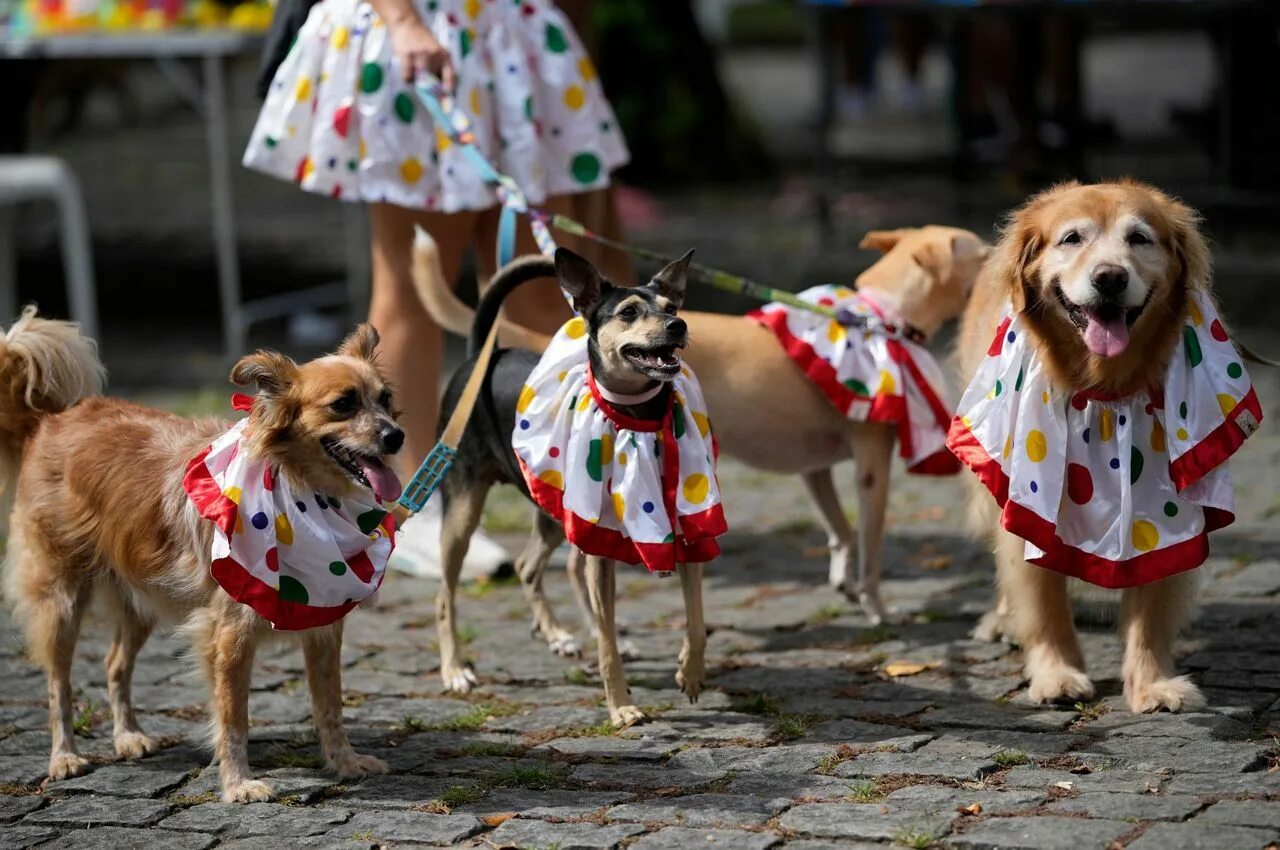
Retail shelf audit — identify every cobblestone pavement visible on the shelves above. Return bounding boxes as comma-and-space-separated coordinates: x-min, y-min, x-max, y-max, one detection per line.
3, 363, 1280, 850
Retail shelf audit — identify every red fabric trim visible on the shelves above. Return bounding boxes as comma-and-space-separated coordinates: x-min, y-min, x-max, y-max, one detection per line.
183, 446, 239, 538
210, 556, 357, 630
231, 393, 255, 411
887, 339, 962, 476
946, 418, 1221, 588
988, 317, 1012, 357
1169, 386, 1263, 491
748, 308, 863, 416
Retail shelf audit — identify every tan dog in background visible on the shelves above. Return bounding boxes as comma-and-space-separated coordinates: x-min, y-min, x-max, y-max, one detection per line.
1, 311, 395, 801
413, 226, 988, 631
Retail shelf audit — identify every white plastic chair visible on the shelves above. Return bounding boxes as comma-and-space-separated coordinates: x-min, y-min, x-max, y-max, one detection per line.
0, 155, 98, 340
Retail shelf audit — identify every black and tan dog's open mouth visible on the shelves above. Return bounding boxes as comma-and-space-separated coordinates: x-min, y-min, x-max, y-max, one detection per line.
321, 437, 403, 503
622, 343, 683, 375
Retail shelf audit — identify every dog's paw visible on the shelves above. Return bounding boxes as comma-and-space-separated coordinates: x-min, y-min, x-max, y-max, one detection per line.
970, 608, 1007, 643
676, 648, 706, 703
547, 631, 581, 658
610, 705, 647, 728
222, 779, 276, 804
441, 664, 479, 694
1026, 665, 1095, 704
1127, 675, 1205, 714
48, 752, 90, 781
331, 752, 390, 779
618, 638, 641, 661
114, 731, 159, 760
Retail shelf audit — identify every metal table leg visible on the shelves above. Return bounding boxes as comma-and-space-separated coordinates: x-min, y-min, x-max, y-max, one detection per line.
202, 52, 245, 359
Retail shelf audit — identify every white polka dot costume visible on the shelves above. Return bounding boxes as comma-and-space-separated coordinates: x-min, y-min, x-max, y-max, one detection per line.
184, 408, 396, 630
243, 0, 629, 212
750, 285, 960, 475
946, 290, 1262, 588
511, 317, 727, 573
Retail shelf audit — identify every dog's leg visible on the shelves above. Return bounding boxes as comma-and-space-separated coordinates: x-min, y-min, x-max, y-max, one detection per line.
1120, 572, 1204, 713
302, 622, 389, 777
675, 562, 706, 703
584, 556, 644, 727
436, 484, 486, 693
566, 546, 594, 634
207, 613, 272, 803
802, 468, 856, 591
848, 424, 898, 625
971, 588, 1012, 643
515, 511, 579, 657
105, 604, 158, 760
996, 532, 1094, 704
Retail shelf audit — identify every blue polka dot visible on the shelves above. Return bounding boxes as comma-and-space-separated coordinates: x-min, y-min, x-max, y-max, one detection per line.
296, 500, 307, 513
327, 157, 337, 169
1110, 457, 1120, 470
1118, 414, 1127, 426
251, 512, 269, 529
642, 501, 655, 513
520, 420, 530, 430
1082, 428, 1091, 444
1030, 480, 1038, 493
1007, 331, 1016, 343
316, 494, 328, 510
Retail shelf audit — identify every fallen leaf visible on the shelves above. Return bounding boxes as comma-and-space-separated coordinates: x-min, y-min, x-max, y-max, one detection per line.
1068, 764, 1092, 775
920, 555, 952, 571
482, 813, 516, 827
882, 660, 942, 677
957, 802, 982, 816
1054, 781, 1075, 790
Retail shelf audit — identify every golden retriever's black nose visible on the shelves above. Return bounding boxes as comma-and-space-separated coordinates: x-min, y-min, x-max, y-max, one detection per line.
1091, 264, 1129, 298
380, 426, 405, 454
666, 317, 687, 336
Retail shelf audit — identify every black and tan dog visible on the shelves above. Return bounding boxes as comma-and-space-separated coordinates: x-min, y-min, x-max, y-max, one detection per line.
434, 247, 704, 726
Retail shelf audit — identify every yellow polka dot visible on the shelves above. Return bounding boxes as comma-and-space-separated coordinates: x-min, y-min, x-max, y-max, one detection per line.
516, 384, 535, 413
1188, 299, 1203, 326
224, 486, 242, 504
539, 470, 563, 489
294, 78, 312, 102
600, 433, 615, 466
300, 157, 315, 181
961, 416, 972, 429
359, 139, 367, 160
563, 84, 585, 111
1132, 519, 1160, 552
693, 411, 711, 438
1042, 391, 1051, 404
683, 473, 710, 505
557, 371, 568, 383
235, 513, 244, 535
833, 286, 854, 298
564, 317, 586, 339
435, 128, 451, 151
1217, 393, 1236, 417
1176, 427, 1189, 441
1151, 421, 1166, 453
470, 87, 483, 116
275, 514, 294, 546
877, 369, 896, 395
464, 0, 480, 17
330, 26, 348, 49
618, 451, 628, 467
577, 393, 592, 412
1002, 435, 1012, 459
826, 321, 845, 344
400, 157, 423, 184
1099, 408, 1114, 443
1025, 429, 1047, 463
578, 56, 596, 81
612, 491, 626, 522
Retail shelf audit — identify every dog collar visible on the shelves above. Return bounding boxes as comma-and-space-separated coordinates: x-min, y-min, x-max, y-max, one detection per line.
849, 290, 929, 344
594, 381, 664, 407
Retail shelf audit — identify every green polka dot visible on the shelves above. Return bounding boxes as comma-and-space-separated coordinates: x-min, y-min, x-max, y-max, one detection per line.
264, 136, 278, 148
460, 28, 473, 59
1164, 501, 1179, 517
357, 508, 387, 535
523, 95, 534, 121
393, 92, 415, 123
1014, 367, 1024, 393
328, 496, 342, 510
673, 402, 686, 439
1184, 326, 1203, 367
360, 62, 383, 94
1179, 401, 1188, 419
586, 439, 604, 482
993, 379, 1003, 398
1227, 362, 1243, 379
279, 575, 309, 604
600, 120, 611, 133
329, 561, 348, 576
662, 532, 675, 543
347, 159, 358, 172
843, 378, 869, 396
570, 151, 601, 185
544, 22, 568, 53
1130, 446, 1144, 485
426, 0, 437, 8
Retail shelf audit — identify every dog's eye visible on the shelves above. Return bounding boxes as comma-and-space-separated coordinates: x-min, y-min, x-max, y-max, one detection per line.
618, 305, 639, 321
378, 389, 393, 410
664, 304, 679, 316
1127, 231, 1152, 246
329, 392, 358, 415
1058, 230, 1082, 246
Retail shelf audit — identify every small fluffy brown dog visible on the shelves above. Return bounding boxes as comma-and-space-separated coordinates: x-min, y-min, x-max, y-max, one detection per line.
2, 311, 396, 801
958, 180, 1212, 712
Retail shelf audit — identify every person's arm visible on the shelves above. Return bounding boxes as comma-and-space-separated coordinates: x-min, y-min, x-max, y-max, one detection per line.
368, 0, 455, 88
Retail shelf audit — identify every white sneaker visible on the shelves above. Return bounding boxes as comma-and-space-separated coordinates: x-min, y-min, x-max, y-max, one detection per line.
389, 496, 513, 580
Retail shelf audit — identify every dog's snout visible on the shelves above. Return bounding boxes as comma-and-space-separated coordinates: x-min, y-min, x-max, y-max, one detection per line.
666, 317, 687, 336
379, 425, 405, 454
1091, 264, 1129, 298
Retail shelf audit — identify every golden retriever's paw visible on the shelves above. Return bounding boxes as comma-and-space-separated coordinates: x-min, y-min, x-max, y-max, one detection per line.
1026, 665, 1095, 704
440, 663, 478, 694
114, 731, 159, 760
610, 704, 647, 728
48, 752, 90, 781
332, 752, 389, 779
1127, 675, 1205, 714
546, 631, 582, 658
222, 779, 275, 803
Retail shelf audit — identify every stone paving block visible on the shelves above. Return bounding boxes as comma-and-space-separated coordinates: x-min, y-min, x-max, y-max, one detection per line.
0, 825, 60, 850
456, 789, 632, 819
23, 797, 170, 828
1164, 771, 1280, 796
779, 802, 951, 843
882, 785, 1046, 815
35, 827, 217, 850
630, 827, 781, 850
325, 810, 482, 845
920, 704, 1078, 732
605, 792, 788, 828
1048, 791, 1204, 821
947, 815, 1132, 849
345, 696, 476, 728
833, 749, 997, 781
1125, 821, 1279, 850
157, 802, 350, 837
1001, 766, 1168, 794
1076, 710, 1249, 740
668, 743, 839, 775
726, 773, 872, 802
485, 705, 611, 734
533, 736, 682, 761
329, 773, 470, 809
570, 763, 726, 790
637, 710, 778, 743
778, 842, 897, 850
1200, 799, 1280, 830
0, 795, 44, 823
219, 838, 372, 850
0, 756, 53, 787
173, 766, 344, 804
49, 762, 193, 798
804, 719, 934, 750
486, 818, 645, 849
1082, 737, 1270, 774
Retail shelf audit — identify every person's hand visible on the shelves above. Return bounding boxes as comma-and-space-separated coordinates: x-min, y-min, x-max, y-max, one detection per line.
387, 17, 455, 90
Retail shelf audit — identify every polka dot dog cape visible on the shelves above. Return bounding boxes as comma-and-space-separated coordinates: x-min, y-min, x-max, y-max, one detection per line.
183, 405, 396, 630
946, 290, 1262, 588
512, 318, 727, 573
243, 0, 629, 213
750, 285, 960, 475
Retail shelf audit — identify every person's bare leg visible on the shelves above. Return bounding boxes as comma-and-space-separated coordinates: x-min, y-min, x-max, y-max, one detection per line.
473, 197, 574, 335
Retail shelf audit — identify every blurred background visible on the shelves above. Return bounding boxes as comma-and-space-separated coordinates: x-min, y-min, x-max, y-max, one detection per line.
3, 0, 1279, 395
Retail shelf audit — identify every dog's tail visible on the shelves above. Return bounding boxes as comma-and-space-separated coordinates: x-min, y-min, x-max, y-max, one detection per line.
411, 225, 554, 356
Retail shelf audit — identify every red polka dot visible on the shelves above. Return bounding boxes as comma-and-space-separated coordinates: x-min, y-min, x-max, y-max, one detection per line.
549, 446, 560, 458
265, 548, 279, 572
817, 296, 835, 307
988, 317, 1011, 357
1210, 319, 1228, 342
1071, 393, 1089, 411
1067, 463, 1094, 505
263, 466, 274, 491
332, 104, 351, 138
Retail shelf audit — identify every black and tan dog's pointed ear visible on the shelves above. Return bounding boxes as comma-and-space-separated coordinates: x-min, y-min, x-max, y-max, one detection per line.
860, 229, 912, 253
337, 323, 380, 362
651, 249, 693, 306
554, 247, 606, 315
230, 350, 299, 396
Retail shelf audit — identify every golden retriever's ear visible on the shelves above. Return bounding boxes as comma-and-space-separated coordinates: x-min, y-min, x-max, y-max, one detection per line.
995, 207, 1045, 312
860, 229, 913, 253
1166, 199, 1211, 293
337, 323, 380, 362
230, 351, 298, 396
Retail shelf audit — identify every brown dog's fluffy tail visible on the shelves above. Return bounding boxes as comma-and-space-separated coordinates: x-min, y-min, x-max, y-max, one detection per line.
411, 225, 553, 354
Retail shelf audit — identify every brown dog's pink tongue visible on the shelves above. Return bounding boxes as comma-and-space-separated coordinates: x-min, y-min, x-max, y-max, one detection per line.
1083, 313, 1130, 358
358, 458, 402, 504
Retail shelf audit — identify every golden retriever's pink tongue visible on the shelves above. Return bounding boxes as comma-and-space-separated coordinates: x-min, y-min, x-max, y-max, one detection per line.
1083, 313, 1130, 358
358, 458, 402, 504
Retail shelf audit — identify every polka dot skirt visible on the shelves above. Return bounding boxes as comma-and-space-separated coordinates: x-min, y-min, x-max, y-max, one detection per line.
946, 289, 1263, 588
243, 0, 629, 211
